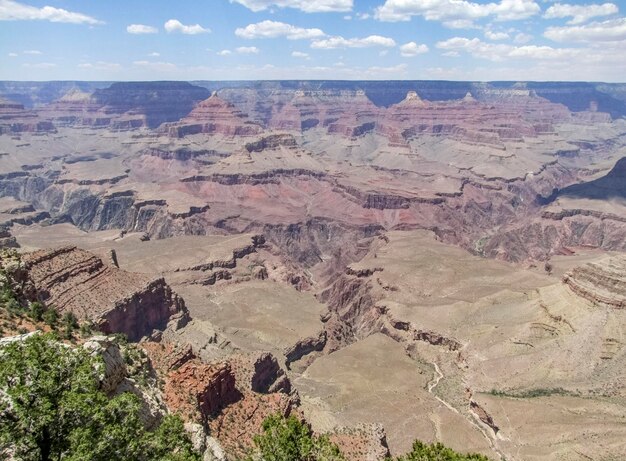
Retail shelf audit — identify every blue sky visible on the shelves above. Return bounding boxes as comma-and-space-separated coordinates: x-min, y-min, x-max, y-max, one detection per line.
1, 0, 625, 81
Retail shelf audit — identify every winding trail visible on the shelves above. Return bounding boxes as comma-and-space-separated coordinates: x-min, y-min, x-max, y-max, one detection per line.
427, 361, 509, 461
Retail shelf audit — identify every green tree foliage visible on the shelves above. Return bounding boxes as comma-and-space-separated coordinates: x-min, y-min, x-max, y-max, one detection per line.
249, 414, 345, 461
395, 440, 490, 461
0, 333, 199, 461
28, 301, 45, 322
42, 308, 58, 328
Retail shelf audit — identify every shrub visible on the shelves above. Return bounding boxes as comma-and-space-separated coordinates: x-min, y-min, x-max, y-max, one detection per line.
0, 332, 199, 461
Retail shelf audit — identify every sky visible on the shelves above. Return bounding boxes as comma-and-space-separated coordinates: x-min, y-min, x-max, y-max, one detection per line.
0, 0, 625, 81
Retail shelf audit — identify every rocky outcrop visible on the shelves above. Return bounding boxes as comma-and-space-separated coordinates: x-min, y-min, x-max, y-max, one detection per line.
93, 81, 211, 128
245, 133, 298, 152
207, 392, 297, 459
22, 246, 189, 340
165, 361, 239, 423
284, 331, 327, 367
329, 424, 390, 461
230, 352, 291, 394
470, 400, 500, 435
164, 93, 262, 137
83, 335, 128, 393
563, 256, 626, 308
0, 97, 55, 134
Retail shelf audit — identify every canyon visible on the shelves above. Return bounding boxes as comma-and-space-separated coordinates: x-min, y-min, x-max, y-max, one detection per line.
1, 80, 625, 460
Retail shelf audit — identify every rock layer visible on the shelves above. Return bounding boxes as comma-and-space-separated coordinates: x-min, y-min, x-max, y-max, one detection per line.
22, 246, 188, 340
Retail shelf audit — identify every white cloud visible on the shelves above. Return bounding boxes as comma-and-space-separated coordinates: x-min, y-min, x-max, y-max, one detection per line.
8, 52, 17, 57
217, 50, 232, 56
436, 36, 582, 61
291, 51, 309, 58
544, 3, 618, 25
343, 15, 352, 20
236, 46, 259, 54
148, 52, 160, 57
514, 32, 533, 43
356, 12, 371, 19
127, 24, 158, 34
400, 41, 429, 56
164, 19, 210, 35
311, 35, 396, 49
78, 61, 121, 71
442, 50, 460, 56
485, 30, 510, 40
442, 19, 479, 29
374, 0, 540, 23
23, 49, 42, 54
235, 20, 325, 40
545, 17, 626, 42
229, 0, 352, 13
22, 62, 56, 68
132, 60, 178, 72
0, 0, 102, 24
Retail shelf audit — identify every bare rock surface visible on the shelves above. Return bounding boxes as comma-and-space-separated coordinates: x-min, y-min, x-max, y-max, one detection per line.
22, 246, 188, 340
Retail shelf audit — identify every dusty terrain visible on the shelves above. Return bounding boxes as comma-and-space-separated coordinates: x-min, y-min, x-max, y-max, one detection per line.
1, 80, 625, 460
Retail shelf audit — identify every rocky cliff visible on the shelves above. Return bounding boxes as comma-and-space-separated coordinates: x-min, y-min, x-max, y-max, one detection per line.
563, 255, 626, 308
22, 246, 189, 340
163, 93, 262, 138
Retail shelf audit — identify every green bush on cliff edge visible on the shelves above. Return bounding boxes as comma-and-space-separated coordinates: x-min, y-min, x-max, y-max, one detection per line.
0, 333, 199, 461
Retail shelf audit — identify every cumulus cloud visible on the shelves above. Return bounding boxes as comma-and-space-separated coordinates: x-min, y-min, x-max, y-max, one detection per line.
78, 61, 121, 71
400, 41, 429, 56
229, 0, 352, 13
217, 50, 232, 56
442, 19, 480, 29
0, 0, 102, 24
485, 30, 510, 40
148, 52, 160, 57
544, 3, 618, 25
127, 24, 158, 34
8, 52, 18, 57
291, 51, 309, 58
311, 35, 396, 49
544, 17, 626, 41
514, 32, 533, 43
164, 19, 210, 35
235, 46, 259, 54
236, 20, 324, 40
374, 0, 540, 23
436, 36, 582, 61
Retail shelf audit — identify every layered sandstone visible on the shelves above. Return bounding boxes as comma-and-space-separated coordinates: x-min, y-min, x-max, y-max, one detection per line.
164, 93, 262, 138
0, 97, 55, 134
563, 255, 626, 308
22, 246, 188, 340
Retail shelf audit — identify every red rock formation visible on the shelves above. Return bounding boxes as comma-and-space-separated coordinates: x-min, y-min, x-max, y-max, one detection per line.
377, 90, 556, 147
329, 424, 390, 461
269, 90, 381, 137
208, 392, 297, 458
22, 246, 188, 340
164, 93, 262, 138
165, 360, 240, 423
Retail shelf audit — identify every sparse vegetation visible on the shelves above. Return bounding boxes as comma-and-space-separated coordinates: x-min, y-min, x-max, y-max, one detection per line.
246, 414, 490, 461
246, 414, 345, 461
394, 440, 489, 461
487, 387, 577, 398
